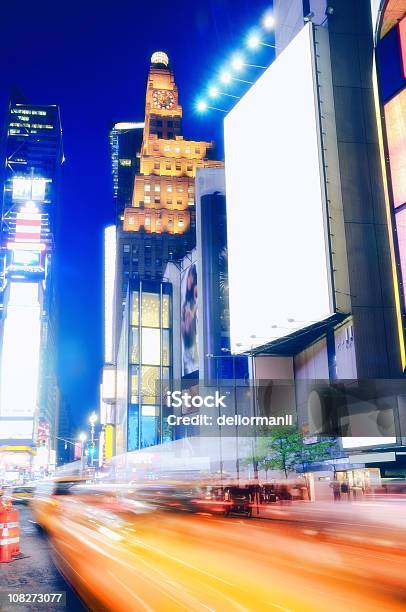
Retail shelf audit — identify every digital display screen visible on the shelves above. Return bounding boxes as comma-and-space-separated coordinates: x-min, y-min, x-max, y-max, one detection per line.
181, 262, 198, 376
224, 23, 333, 353
12, 250, 41, 267
385, 88, 406, 208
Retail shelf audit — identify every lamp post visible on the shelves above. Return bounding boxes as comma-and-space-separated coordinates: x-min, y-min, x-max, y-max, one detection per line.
89, 412, 98, 467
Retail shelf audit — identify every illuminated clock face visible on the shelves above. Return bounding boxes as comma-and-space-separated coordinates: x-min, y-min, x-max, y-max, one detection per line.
152, 89, 175, 110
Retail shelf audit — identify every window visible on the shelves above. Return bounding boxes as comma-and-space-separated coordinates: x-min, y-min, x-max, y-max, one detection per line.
155, 258, 162, 267
128, 216, 135, 225
176, 185, 183, 193
188, 185, 194, 193
188, 199, 194, 206
124, 244, 130, 253
195, 148, 201, 154
167, 120, 173, 127
154, 162, 160, 170
176, 163, 181, 171
145, 216, 151, 227
154, 184, 160, 192
153, 144, 159, 151
187, 165, 193, 172
131, 292, 139, 325
164, 144, 170, 152
154, 197, 160, 204
167, 184, 173, 192
166, 163, 171, 170
157, 131, 163, 139
177, 200, 182, 206
167, 199, 172, 205
144, 195, 151, 204
175, 146, 181, 154
142, 293, 160, 327
185, 148, 190, 155
119, 159, 131, 166
156, 219, 161, 227
178, 218, 184, 227
157, 120, 163, 127
144, 183, 151, 192
168, 132, 174, 139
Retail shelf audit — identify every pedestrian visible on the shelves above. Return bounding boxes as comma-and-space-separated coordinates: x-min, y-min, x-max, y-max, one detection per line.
330, 480, 341, 502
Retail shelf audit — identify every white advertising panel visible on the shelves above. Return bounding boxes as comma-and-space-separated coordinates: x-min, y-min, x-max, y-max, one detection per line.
0, 282, 41, 421
0, 420, 34, 440
224, 23, 333, 353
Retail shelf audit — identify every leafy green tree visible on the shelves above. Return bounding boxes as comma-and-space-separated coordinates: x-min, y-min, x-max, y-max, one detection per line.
252, 426, 334, 479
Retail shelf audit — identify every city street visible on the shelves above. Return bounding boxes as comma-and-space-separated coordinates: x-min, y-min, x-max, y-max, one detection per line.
0, 505, 85, 612
21, 494, 406, 611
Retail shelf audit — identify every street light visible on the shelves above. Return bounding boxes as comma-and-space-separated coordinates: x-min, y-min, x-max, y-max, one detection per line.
197, 99, 228, 114
262, 12, 275, 30
231, 54, 266, 70
208, 86, 239, 100
220, 71, 253, 85
246, 33, 278, 50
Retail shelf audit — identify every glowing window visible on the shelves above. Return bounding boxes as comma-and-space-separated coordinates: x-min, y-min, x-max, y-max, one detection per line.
154, 184, 160, 192
144, 184, 151, 192
167, 184, 173, 192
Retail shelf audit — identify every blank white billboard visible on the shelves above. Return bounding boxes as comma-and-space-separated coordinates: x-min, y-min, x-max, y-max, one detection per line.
0, 282, 41, 422
224, 23, 333, 353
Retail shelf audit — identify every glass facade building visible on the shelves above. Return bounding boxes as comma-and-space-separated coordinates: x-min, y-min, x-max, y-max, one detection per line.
115, 279, 172, 454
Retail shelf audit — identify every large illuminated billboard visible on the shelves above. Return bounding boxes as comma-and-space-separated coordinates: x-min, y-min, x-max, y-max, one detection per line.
12, 177, 46, 202
385, 88, 406, 208
224, 23, 333, 353
0, 282, 41, 421
181, 262, 198, 376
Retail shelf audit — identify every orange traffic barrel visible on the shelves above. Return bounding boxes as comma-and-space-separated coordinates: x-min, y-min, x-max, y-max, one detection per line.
0, 502, 20, 563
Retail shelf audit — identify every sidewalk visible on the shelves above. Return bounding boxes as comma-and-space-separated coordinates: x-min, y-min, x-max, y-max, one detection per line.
0, 505, 85, 612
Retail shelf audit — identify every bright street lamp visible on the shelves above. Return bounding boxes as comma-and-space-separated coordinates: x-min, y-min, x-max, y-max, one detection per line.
208, 86, 239, 100
220, 71, 253, 85
197, 100, 208, 112
263, 13, 275, 30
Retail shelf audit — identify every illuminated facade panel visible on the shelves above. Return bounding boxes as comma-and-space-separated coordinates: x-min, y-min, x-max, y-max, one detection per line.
224, 23, 333, 353
104, 225, 116, 363
385, 88, 406, 208
0, 282, 41, 420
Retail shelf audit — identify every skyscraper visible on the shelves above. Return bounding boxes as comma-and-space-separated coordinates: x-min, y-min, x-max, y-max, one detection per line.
101, 52, 223, 455
0, 102, 63, 479
121, 51, 223, 282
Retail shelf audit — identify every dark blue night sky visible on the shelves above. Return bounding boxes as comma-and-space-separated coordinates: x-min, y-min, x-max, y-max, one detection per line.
0, 0, 273, 429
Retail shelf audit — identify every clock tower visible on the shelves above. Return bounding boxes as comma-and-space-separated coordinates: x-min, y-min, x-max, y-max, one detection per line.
122, 51, 223, 280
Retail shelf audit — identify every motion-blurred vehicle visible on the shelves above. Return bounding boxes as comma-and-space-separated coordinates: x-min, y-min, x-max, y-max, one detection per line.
9, 485, 33, 504
30, 476, 85, 530
224, 486, 252, 517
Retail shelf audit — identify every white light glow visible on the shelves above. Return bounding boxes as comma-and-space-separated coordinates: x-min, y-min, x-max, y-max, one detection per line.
0, 282, 41, 423
220, 72, 232, 84
0, 420, 34, 440
231, 55, 244, 71
104, 225, 116, 363
263, 13, 275, 30
102, 366, 116, 402
209, 86, 219, 98
197, 100, 207, 112
248, 34, 260, 49
224, 24, 333, 353
342, 437, 397, 449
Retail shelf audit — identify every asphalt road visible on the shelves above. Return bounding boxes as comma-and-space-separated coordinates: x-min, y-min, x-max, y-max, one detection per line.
0, 505, 86, 612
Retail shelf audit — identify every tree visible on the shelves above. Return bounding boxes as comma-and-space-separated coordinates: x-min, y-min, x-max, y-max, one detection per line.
253, 426, 335, 479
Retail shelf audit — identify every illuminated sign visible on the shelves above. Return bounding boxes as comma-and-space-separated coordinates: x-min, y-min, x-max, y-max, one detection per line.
12, 177, 47, 202
342, 437, 396, 449
0, 420, 34, 440
104, 226, 116, 363
181, 262, 198, 375
0, 282, 41, 421
224, 23, 333, 353
105, 424, 114, 460
399, 15, 406, 78
102, 366, 116, 402
385, 88, 406, 208
6, 250, 44, 278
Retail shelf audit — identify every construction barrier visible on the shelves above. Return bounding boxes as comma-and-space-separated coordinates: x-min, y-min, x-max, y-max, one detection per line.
0, 500, 20, 563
